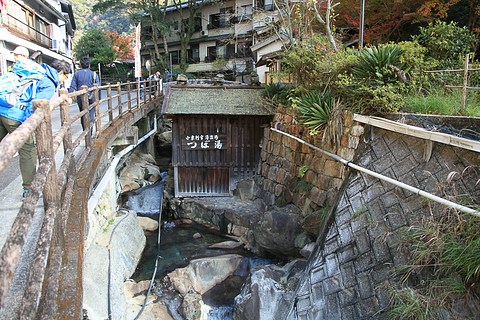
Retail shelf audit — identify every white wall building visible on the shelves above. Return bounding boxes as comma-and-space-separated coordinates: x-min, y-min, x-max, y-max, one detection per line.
0, 0, 76, 75
142, 0, 284, 83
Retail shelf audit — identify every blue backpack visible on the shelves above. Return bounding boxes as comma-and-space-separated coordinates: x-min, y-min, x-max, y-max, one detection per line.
0, 59, 46, 111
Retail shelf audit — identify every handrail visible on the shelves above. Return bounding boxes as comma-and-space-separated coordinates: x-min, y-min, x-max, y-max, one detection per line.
0, 78, 163, 318
271, 123, 480, 217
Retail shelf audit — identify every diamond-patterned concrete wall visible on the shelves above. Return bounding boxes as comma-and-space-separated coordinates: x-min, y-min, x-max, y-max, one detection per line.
286, 126, 480, 319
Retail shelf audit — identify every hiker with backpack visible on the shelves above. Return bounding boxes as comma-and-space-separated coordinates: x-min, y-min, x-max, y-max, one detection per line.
69, 56, 100, 131
7, 46, 29, 72
0, 58, 71, 197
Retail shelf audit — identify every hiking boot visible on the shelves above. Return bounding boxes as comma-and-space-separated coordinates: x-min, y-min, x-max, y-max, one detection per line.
23, 189, 29, 198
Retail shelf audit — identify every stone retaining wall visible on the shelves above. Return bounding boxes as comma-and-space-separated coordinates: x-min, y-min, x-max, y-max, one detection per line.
286, 125, 480, 319
255, 105, 363, 216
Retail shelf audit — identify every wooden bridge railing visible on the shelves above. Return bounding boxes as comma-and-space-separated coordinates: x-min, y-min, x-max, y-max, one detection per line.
0, 78, 163, 319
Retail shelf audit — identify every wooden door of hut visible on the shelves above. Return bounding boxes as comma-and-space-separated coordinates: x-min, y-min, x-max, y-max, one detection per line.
172, 115, 269, 196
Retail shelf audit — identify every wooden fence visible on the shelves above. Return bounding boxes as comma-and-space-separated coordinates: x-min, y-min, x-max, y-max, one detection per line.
425, 53, 480, 111
0, 78, 162, 319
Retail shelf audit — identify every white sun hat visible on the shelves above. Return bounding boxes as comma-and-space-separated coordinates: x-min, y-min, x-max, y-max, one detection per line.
13, 46, 29, 56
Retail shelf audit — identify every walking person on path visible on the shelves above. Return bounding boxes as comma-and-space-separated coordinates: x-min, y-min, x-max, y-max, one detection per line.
69, 57, 100, 131
0, 58, 71, 197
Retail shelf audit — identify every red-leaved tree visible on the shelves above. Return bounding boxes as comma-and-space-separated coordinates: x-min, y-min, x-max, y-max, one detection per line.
106, 30, 135, 60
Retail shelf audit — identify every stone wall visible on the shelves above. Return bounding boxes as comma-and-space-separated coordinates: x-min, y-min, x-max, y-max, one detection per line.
254, 105, 363, 227
285, 125, 480, 319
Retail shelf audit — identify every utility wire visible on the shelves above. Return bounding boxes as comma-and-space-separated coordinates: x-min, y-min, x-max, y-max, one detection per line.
400, 106, 480, 141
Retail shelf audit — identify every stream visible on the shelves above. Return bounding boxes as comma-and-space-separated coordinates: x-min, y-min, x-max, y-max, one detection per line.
121, 176, 276, 319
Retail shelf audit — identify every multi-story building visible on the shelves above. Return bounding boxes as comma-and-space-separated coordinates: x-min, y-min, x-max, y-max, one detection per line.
0, 0, 76, 75
143, 0, 284, 83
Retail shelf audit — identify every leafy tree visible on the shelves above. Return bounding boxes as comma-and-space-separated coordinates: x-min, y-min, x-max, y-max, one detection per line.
74, 29, 112, 61
281, 34, 356, 93
269, 0, 314, 51
92, 0, 171, 71
334, 0, 472, 44
412, 20, 475, 68
307, 0, 340, 51
92, 47, 118, 66
70, 0, 133, 38
106, 30, 134, 60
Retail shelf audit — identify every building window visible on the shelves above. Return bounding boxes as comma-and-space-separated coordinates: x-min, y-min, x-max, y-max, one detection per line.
173, 20, 179, 30
236, 41, 252, 58
264, 0, 274, 11
36, 17, 49, 46
219, 7, 233, 27
206, 46, 216, 62
237, 5, 252, 21
5, 0, 50, 45
187, 44, 200, 63
182, 14, 202, 32
209, 7, 232, 29
209, 13, 220, 28
170, 50, 179, 64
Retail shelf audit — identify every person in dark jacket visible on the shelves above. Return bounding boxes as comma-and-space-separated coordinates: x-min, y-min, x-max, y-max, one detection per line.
0, 59, 71, 197
69, 56, 100, 130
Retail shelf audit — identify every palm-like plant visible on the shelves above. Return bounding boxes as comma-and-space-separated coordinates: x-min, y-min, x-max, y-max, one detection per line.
352, 45, 408, 84
292, 90, 334, 133
263, 82, 289, 100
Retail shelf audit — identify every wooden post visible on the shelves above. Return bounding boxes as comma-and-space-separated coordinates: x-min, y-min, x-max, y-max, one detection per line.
81, 86, 92, 147
117, 82, 122, 115
127, 81, 132, 111
137, 78, 140, 108
107, 83, 113, 123
59, 89, 73, 153
93, 83, 100, 134
19, 99, 60, 319
461, 54, 469, 112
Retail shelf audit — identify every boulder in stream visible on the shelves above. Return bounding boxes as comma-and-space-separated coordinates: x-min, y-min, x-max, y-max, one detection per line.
253, 210, 303, 258
166, 254, 248, 296
233, 259, 307, 320
137, 216, 159, 231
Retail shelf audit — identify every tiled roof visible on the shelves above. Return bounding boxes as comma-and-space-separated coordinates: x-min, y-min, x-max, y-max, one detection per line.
162, 84, 272, 116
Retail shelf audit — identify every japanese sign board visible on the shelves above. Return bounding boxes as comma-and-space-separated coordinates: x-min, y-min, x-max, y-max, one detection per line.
182, 134, 227, 150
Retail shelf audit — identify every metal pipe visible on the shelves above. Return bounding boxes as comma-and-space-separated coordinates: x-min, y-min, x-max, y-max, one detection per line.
271, 123, 480, 217
360, 0, 365, 48
87, 116, 158, 215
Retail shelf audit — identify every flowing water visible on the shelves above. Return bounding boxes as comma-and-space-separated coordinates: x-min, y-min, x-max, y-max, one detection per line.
131, 223, 275, 320
121, 179, 276, 319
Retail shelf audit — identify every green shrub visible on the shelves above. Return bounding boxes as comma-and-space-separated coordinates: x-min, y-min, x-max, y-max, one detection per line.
412, 21, 475, 70
291, 90, 335, 133
281, 34, 357, 93
395, 41, 440, 92
390, 208, 480, 319
263, 82, 290, 105
352, 45, 409, 85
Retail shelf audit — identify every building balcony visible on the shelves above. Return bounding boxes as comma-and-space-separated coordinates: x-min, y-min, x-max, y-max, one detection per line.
1, 13, 51, 48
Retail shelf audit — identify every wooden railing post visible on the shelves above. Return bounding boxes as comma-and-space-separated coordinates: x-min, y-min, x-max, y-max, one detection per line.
19, 99, 60, 319
136, 79, 140, 108
147, 78, 152, 101
59, 89, 73, 153
93, 83, 101, 134
107, 83, 113, 123
461, 53, 469, 112
127, 81, 132, 111
81, 86, 92, 147
117, 82, 122, 115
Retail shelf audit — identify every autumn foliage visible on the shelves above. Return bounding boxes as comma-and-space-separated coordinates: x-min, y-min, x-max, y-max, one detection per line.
335, 0, 480, 44
106, 30, 135, 60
